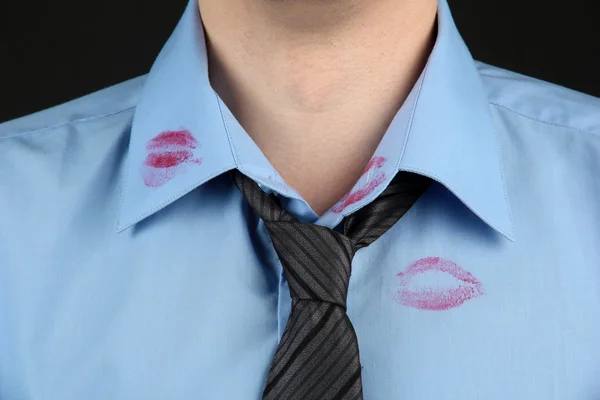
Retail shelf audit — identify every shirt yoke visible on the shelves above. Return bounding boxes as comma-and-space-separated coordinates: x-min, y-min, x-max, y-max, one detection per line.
0, 75, 147, 139
476, 61, 600, 137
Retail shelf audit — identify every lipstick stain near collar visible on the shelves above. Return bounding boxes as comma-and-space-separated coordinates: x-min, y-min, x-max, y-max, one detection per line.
393, 257, 485, 310
142, 129, 203, 187
332, 156, 387, 213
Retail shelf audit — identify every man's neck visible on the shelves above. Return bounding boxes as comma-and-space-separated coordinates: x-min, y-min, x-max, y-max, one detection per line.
198, 0, 438, 215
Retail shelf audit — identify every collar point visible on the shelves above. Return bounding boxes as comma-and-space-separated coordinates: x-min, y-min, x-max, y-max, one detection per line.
499, 226, 516, 243
116, 218, 134, 234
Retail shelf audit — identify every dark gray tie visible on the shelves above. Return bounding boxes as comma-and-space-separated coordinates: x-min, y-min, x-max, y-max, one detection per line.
231, 169, 431, 400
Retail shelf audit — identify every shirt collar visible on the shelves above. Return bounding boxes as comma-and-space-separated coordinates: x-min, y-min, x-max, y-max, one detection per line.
117, 0, 515, 241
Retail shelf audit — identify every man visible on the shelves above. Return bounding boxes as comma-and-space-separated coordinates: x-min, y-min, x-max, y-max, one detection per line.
0, 0, 599, 398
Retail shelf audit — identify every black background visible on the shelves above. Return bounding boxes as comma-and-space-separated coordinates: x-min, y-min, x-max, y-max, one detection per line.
1, 0, 598, 123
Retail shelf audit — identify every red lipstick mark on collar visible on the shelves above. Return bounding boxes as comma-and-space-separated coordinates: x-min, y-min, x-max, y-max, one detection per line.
332, 156, 387, 213
142, 129, 203, 187
393, 257, 484, 310
146, 129, 199, 150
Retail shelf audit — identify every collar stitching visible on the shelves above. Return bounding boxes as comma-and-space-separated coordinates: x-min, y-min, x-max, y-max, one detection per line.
117, 164, 236, 233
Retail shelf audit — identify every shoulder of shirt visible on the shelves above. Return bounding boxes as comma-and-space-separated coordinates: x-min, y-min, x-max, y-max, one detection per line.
475, 61, 600, 137
0, 75, 147, 139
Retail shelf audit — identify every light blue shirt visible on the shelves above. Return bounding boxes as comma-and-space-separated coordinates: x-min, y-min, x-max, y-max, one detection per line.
1, 0, 600, 398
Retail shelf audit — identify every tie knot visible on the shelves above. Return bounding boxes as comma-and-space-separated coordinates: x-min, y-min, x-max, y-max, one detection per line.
264, 220, 355, 309
230, 168, 432, 309
231, 169, 354, 308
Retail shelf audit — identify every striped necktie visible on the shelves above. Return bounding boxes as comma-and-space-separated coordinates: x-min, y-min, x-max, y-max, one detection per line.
231, 169, 432, 400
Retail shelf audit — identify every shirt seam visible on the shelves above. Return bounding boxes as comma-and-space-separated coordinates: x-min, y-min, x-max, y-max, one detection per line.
478, 71, 586, 96
215, 92, 242, 168
0, 106, 137, 140
398, 72, 427, 167
489, 101, 600, 138
487, 104, 515, 240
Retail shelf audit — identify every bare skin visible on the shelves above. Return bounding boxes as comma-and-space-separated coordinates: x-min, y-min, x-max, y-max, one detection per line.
198, 0, 438, 215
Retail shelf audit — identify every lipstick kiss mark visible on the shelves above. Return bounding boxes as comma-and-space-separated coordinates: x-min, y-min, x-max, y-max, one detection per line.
332, 156, 387, 213
142, 129, 203, 187
393, 257, 484, 310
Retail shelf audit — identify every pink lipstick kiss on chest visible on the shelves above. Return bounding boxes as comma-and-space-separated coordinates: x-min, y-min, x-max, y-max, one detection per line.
394, 257, 485, 310
142, 129, 203, 187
